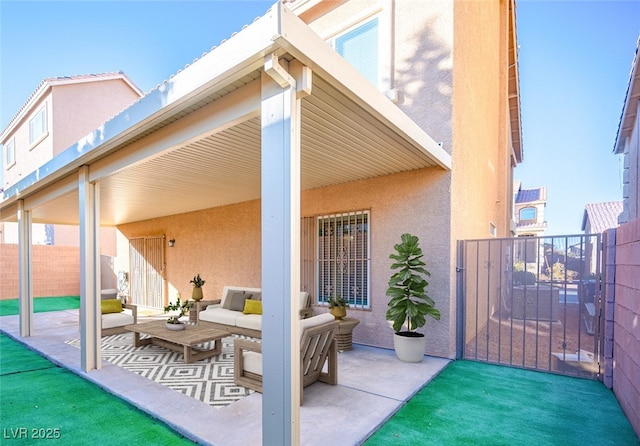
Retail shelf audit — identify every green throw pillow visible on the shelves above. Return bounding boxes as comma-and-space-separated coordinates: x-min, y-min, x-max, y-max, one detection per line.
101, 299, 123, 314
243, 299, 262, 315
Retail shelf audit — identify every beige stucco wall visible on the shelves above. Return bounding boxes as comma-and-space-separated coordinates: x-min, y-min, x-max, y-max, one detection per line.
451, 0, 510, 241
117, 167, 454, 357
51, 79, 140, 156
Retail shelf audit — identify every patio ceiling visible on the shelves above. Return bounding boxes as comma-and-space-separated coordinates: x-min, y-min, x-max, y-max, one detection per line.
0, 3, 450, 227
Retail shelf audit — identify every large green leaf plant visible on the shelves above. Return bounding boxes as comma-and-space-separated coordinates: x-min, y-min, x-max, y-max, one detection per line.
386, 233, 441, 335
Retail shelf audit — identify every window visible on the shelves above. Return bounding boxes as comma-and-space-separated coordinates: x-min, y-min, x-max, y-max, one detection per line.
489, 223, 497, 237
519, 207, 536, 221
317, 210, 370, 308
29, 106, 47, 145
333, 18, 379, 88
4, 138, 15, 167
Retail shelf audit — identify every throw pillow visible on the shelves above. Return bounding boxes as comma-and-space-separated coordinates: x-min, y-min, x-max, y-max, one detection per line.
101, 299, 123, 314
243, 299, 262, 315
229, 292, 251, 312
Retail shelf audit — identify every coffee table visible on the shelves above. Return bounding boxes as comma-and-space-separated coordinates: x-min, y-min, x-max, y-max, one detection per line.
125, 320, 231, 364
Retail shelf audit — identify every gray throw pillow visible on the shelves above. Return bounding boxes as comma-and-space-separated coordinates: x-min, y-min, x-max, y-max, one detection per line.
229, 292, 251, 311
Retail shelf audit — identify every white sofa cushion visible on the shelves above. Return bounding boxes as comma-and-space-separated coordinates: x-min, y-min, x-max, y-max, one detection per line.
199, 307, 240, 325
236, 314, 262, 331
300, 291, 309, 308
102, 311, 134, 329
243, 351, 262, 375
240, 312, 335, 377
299, 313, 335, 339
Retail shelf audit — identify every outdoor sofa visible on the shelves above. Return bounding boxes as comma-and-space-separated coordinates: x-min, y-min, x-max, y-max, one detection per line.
197, 286, 313, 338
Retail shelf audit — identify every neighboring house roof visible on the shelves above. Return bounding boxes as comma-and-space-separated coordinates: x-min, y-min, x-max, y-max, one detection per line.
614, 34, 640, 154
0, 71, 142, 138
515, 186, 546, 204
581, 201, 623, 233
516, 221, 547, 231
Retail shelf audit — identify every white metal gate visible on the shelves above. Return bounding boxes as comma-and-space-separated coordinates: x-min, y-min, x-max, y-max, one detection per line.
129, 235, 166, 309
458, 234, 603, 380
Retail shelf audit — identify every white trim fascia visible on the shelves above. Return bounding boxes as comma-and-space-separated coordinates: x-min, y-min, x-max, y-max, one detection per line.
614, 35, 640, 154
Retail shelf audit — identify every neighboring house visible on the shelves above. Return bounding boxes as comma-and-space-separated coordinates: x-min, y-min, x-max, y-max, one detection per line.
0, 0, 522, 374
514, 180, 547, 237
0, 72, 142, 299
581, 201, 623, 235
0, 72, 142, 247
581, 200, 622, 275
615, 35, 640, 224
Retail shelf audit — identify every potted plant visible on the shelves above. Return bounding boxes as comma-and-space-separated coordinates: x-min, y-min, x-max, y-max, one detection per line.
190, 273, 206, 301
164, 295, 193, 330
386, 233, 441, 362
327, 295, 349, 320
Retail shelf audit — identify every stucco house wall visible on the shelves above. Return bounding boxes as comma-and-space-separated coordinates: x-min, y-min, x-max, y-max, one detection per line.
118, 168, 453, 356
51, 78, 141, 157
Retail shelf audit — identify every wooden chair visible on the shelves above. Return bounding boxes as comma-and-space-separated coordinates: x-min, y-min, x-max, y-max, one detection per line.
233, 313, 339, 404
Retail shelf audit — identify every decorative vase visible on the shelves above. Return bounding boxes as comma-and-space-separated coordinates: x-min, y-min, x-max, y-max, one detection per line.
166, 322, 186, 331
192, 287, 203, 301
393, 332, 426, 362
330, 306, 347, 320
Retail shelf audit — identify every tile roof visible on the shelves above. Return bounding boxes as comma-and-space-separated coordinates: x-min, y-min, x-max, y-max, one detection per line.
515, 186, 546, 204
581, 201, 623, 233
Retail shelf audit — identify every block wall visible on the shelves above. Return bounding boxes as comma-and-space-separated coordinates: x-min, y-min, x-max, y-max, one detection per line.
613, 218, 640, 438
0, 244, 80, 299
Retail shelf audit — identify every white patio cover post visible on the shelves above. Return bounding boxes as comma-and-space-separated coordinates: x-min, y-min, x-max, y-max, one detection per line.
260, 54, 306, 446
78, 165, 102, 371
17, 199, 34, 337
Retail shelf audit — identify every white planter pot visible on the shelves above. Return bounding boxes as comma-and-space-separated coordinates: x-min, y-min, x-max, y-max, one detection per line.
165, 322, 186, 331
393, 333, 427, 363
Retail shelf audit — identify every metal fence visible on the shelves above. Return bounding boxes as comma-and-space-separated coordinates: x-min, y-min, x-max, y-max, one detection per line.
458, 234, 603, 379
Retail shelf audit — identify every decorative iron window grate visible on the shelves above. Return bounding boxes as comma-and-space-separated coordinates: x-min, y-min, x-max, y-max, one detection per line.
317, 210, 370, 309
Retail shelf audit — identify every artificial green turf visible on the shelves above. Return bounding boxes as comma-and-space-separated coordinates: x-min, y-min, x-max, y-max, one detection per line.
0, 296, 80, 316
0, 334, 195, 445
365, 360, 639, 446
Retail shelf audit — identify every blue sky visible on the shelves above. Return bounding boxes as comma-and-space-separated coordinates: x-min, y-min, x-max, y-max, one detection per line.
1, 0, 639, 235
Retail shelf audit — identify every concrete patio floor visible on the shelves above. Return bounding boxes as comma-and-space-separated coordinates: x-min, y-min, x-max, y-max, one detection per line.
0, 310, 450, 445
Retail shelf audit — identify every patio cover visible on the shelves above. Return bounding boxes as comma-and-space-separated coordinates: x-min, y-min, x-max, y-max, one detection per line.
0, 3, 450, 445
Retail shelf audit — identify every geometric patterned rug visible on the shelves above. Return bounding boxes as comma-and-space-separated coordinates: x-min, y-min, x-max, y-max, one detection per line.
66, 333, 255, 408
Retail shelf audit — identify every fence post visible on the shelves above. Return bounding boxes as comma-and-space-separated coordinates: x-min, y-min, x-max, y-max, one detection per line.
601, 228, 616, 388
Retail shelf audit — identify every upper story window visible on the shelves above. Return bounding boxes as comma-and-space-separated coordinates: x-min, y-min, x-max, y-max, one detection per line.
4, 138, 15, 167
333, 18, 380, 88
29, 106, 47, 146
519, 207, 536, 221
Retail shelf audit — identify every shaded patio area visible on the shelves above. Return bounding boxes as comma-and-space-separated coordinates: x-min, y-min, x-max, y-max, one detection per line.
0, 310, 449, 445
